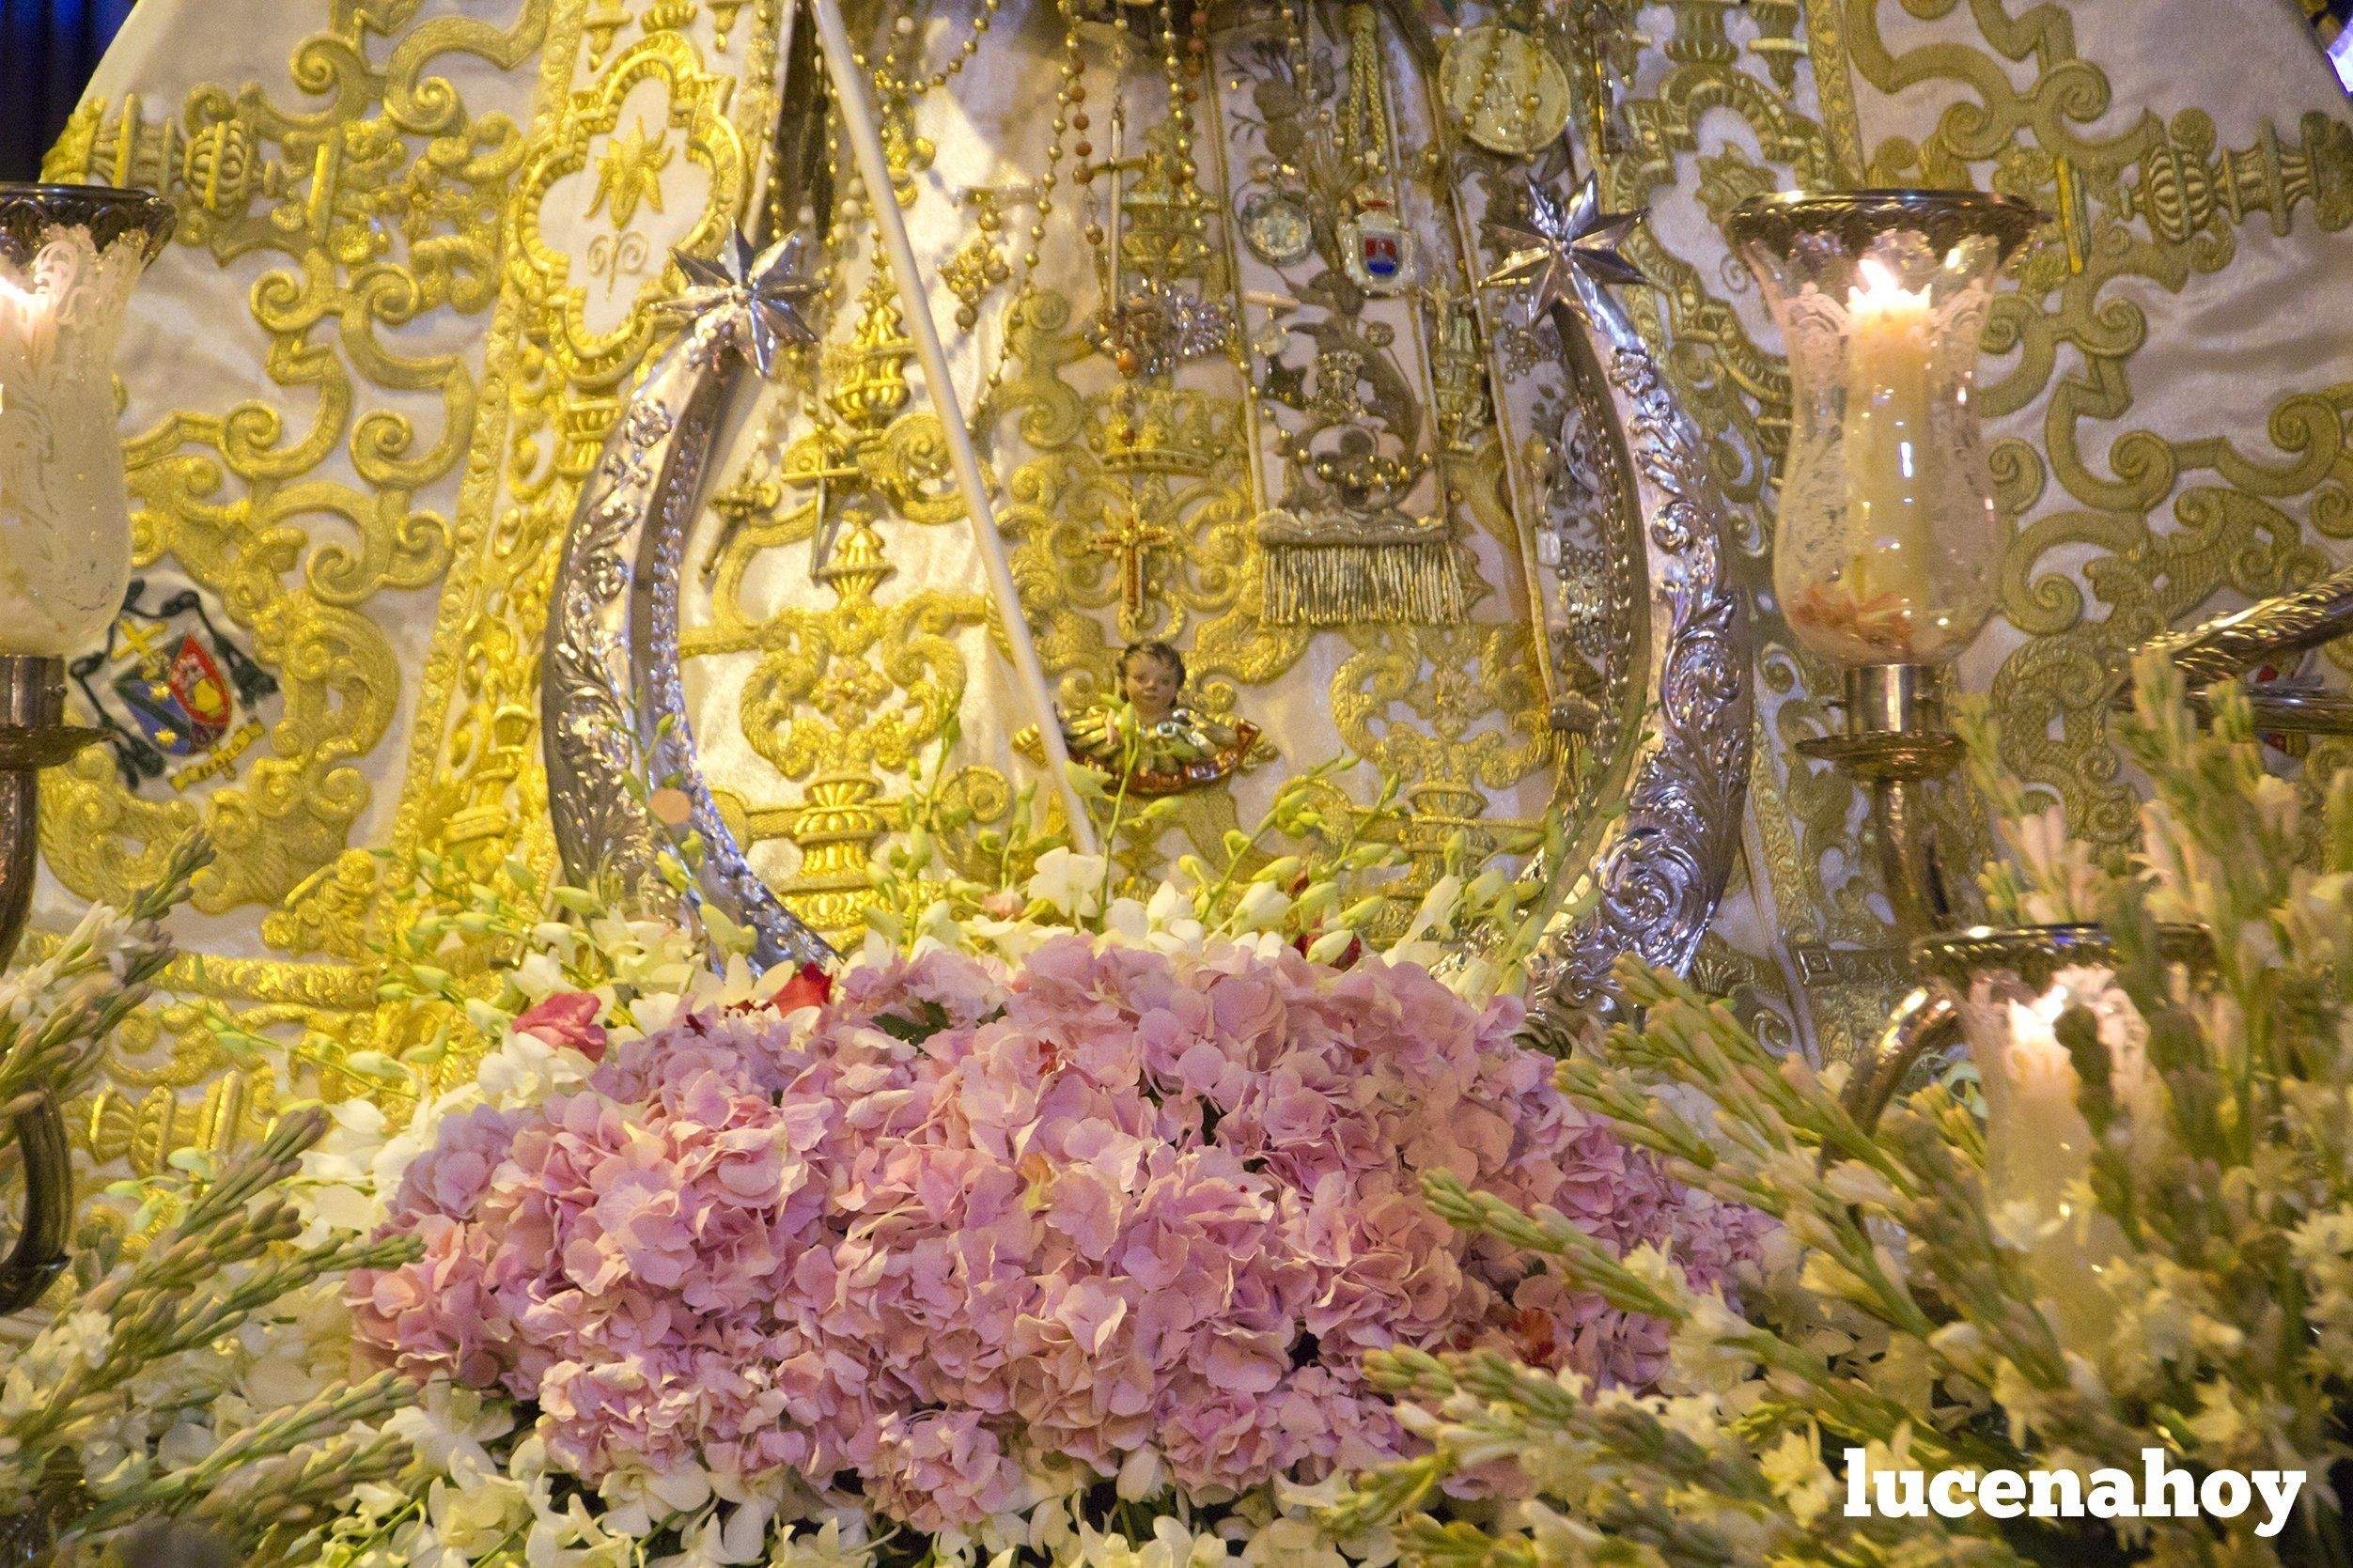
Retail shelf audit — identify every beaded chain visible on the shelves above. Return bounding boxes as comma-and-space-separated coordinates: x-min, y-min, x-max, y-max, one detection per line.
714, 0, 1090, 523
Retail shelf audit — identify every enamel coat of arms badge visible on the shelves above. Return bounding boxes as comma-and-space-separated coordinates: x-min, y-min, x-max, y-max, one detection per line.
71, 580, 280, 795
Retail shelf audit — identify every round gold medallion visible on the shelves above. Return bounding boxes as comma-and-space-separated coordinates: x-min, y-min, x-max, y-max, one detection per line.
1438, 25, 1573, 158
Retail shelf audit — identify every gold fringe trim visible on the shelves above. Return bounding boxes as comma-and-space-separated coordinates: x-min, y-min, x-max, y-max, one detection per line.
1259, 540, 1468, 627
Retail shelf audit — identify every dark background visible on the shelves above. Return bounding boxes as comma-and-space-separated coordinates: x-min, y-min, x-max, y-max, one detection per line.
1, 0, 135, 180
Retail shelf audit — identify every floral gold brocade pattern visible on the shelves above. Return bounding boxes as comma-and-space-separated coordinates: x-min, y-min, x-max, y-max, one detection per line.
40, 0, 788, 1174
1561, 0, 2353, 1060
1837, 4, 2353, 851
678, 0, 1569, 944
41, 3, 553, 923
63, 0, 2353, 1157
39, 0, 562, 1169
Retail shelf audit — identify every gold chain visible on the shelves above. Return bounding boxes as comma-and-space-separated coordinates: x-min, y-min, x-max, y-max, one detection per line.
719, 0, 1088, 509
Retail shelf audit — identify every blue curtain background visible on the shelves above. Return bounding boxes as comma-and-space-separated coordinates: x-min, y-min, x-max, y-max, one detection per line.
2, 0, 135, 180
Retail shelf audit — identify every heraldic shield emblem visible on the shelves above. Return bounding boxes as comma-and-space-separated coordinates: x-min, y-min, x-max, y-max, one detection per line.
70, 580, 281, 794
1341, 198, 1414, 293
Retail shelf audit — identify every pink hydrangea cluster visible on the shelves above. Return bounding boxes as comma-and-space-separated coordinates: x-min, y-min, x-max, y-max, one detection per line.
350, 938, 1761, 1528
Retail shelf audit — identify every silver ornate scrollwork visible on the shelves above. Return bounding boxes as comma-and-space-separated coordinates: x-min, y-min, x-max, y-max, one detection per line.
1379, 0, 1749, 1021
540, 287, 834, 971
1517, 275, 1753, 1025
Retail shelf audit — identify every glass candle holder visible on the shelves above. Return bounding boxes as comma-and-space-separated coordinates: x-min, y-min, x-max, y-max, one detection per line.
1729, 190, 2039, 670
0, 185, 175, 658
1920, 924, 2209, 1360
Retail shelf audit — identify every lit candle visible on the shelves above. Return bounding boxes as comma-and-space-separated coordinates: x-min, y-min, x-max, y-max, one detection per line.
1839, 257, 1938, 642
0, 225, 144, 657
1992, 994, 2089, 1203
1734, 190, 2031, 673
1981, 990, 2120, 1357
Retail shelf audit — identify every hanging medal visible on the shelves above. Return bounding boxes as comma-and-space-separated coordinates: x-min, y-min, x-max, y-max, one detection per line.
1335, 3, 1415, 295
1240, 189, 1315, 267
1438, 23, 1573, 157
1343, 195, 1412, 293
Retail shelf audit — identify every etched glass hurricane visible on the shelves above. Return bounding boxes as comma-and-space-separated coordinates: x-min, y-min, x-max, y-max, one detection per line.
1730, 191, 2038, 669
0, 185, 175, 657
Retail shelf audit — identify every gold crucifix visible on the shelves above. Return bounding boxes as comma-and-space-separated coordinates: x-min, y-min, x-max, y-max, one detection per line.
1084, 499, 1176, 640
112, 615, 173, 671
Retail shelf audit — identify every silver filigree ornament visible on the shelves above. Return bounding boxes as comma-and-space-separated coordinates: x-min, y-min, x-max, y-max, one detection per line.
1480, 174, 1646, 328
1095, 277, 1237, 380
1463, 163, 1752, 1029
661, 230, 821, 377
541, 225, 836, 975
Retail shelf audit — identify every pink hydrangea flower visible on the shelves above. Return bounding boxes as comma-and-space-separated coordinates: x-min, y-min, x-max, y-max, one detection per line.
351, 935, 1762, 1530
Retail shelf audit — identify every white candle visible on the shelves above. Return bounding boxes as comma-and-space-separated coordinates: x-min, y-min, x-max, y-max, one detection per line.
0, 225, 146, 657
1840, 258, 1938, 628
1981, 990, 2122, 1357
1994, 995, 2089, 1202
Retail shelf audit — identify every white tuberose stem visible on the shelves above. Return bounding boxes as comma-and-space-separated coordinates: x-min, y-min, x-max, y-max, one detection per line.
803, 0, 1102, 857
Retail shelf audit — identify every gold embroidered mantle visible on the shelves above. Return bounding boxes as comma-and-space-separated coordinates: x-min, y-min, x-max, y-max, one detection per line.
46, 0, 2353, 1175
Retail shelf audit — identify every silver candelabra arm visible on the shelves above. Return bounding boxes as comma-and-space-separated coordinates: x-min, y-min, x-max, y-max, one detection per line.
2142, 562, 2353, 691
1797, 662, 1974, 947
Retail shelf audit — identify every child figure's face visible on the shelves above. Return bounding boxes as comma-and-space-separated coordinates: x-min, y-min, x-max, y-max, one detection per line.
1121, 652, 1181, 722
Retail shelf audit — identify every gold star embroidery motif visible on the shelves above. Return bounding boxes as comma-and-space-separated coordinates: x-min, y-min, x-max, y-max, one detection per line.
588, 117, 675, 228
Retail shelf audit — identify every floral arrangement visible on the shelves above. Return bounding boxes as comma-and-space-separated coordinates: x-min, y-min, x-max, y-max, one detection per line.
297, 772, 1765, 1566
0, 835, 422, 1566
1337, 654, 2353, 1565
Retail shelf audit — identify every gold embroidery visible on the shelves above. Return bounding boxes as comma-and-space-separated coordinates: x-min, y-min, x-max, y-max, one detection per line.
678, 2, 1569, 943
1835, 3, 2353, 850
29, 0, 570, 1175
42, 0, 789, 1179
589, 116, 677, 225
723, 509, 991, 942
395, 0, 770, 908
39, 1, 552, 921
686, 264, 994, 941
